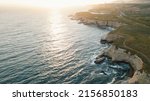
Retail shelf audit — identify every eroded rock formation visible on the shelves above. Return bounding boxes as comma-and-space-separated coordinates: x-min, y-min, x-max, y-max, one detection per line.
70, 15, 122, 28
70, 13, 148, 84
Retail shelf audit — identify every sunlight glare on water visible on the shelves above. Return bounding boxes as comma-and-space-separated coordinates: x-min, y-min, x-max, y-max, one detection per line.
0, 8, 130, 84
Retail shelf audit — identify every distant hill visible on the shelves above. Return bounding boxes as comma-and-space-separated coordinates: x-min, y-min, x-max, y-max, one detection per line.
113, 0, 150, 3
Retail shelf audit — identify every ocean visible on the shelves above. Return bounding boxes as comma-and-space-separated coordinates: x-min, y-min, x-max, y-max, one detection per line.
0, 8, 130, 84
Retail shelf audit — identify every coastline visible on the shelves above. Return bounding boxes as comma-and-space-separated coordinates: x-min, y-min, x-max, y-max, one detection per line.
70, 14, 147, 84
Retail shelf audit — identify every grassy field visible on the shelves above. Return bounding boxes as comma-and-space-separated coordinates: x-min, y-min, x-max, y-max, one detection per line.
75, 12, 118, 21
76, 3, 150, 73
112, 4, 150, 73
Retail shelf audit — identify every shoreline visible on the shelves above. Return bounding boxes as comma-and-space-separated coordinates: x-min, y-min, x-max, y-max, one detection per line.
70, 14, 145, 84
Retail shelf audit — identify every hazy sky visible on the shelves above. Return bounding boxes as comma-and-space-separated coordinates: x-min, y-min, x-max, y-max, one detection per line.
0, 0, 113, 8
113, 0, 150, 3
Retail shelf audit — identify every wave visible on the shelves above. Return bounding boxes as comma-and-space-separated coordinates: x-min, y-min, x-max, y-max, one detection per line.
0, 9, 130, 84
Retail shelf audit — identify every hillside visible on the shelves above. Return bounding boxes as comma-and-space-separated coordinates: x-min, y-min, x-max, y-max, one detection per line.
73, 3, 150, 83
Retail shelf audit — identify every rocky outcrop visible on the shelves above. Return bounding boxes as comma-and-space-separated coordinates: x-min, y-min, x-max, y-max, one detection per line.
80, 19, 97, 25
98, 32, 145, 83
96, 21, 122, 28
94, 56, 105, 64
101, 34, 123, 44
71, 12, 147, 84
104, 45, 143, 71
95, 45, 144, 83
70, 15, 122, 28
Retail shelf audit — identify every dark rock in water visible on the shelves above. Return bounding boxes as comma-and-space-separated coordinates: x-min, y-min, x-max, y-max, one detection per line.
100, 39, 107, 44
96, 54, 103, 59
100, 39, 112, 44
94, 57, 105, 64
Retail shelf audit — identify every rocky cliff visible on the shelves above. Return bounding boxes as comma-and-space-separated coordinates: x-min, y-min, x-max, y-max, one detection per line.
71, 13, 148, 84
71, 15, 122, 28
94, 31, 147, 83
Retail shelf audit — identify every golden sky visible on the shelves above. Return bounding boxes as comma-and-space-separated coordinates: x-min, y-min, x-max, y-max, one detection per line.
0, 0, 113, 8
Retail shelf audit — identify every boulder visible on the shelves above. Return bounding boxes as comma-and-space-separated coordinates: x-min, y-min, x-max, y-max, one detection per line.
94, 57, 105, 64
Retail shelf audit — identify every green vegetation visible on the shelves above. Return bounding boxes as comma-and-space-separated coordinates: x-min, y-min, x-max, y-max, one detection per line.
75, 12, 117, 21
76, 3, 150, 73
111, 4, 150, 73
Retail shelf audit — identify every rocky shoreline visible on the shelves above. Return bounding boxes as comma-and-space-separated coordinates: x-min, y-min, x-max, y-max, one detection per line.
70, 14, 122, 28
70, 14, 148, 84
95, 44, 143, 84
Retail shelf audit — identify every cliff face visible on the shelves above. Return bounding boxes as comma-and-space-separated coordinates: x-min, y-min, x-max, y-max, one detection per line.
96, 21, 122, 28
101, 34, 123, 44
95, 45, 144, 83
71, 15, 122, 28
71, 13, 149, 84
104, 45, 143, 71
94, 26, 145, 83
